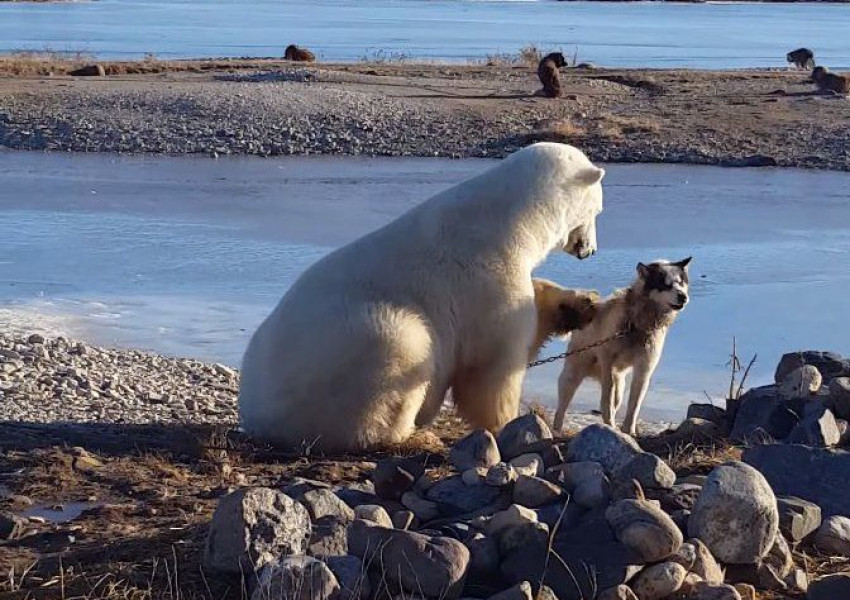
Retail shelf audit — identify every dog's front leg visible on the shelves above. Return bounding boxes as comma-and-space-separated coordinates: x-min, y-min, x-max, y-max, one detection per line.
622, 358, 657, 436
599, 362, 617, 427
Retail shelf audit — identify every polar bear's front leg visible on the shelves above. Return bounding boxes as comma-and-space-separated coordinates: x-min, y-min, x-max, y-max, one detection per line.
451, 356, 527, 432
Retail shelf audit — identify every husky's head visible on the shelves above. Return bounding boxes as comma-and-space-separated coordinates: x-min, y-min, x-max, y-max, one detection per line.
636, 257, 692, 311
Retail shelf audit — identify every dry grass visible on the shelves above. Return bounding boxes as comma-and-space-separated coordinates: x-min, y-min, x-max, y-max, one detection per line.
483, 44, 543, 67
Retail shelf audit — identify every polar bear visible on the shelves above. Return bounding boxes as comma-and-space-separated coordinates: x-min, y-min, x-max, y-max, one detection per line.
530, 279, 600, 361
239, 143, 605, 451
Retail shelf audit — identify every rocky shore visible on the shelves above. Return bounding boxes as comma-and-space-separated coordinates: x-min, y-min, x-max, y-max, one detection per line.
1, 59, 849, 169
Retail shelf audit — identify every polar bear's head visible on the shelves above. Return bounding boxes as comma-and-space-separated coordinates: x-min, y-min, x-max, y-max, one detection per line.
562, 165, 604, 260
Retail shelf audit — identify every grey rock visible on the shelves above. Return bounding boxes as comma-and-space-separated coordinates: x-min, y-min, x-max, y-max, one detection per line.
252, 556, 339, 600
787, 405, 841, 447
827, 377, 850, 420
512, 476, 565, 508
486, 462, 518, 487
427, 476, 502, 515
348, 519, 469, 599
301, 489, 356, 522
401, 492, 440, 522
606, 499, 683, 563
613, 452, 675, 490
764, 533, 794, 578
509, 453, 543, 477
487, 582, 533, 600
465, 532, 500, 579
775, 351, 849, 383
392, 509, 416, 530
630, 562, 686, 600
374, 457, 425, 500
743, 443, 850, 518
497, 414, 553, 460
596, 586, 638, 600
814, 515, 850, 556
488, 504, 538, 536
309, 515, 350, 556
462, 467, 487, 486
354, 504, 393, 528
808, 573, 850, 600
689, 582, 742, 600
730, 385, 801, 443
494, 521, 549, 557
671, 538, 723, 584
777, 496, 822, 543
204, 487, 311, 574
548, 461, 611, 508
565, 424, 641, 473
450, 430, 501, 471
324, 555, 371, 600
687, 403, 728, 426
785, 568, 809, 594
688, 461, 778, 564
534, 502, 584, 530
779, 365, 823, 398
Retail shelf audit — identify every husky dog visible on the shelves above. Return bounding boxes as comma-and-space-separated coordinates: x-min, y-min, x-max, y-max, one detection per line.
787, 48, 815, 70
554, 257, 692, 435
811, 66, 850, 96
538, 52, 567, 98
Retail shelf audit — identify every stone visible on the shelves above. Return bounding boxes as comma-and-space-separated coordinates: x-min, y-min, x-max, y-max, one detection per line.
827, 377, 850, 420
630, 562, 687, 600
497, 414, 553, 460
814, 515, 850, 556
606, 499, 683, 563
536, 585, 558, 600
495, 522, 549, 557
596, 586, 638, 600
348, 519, 469, 600
354, 504, 393, 528
730, 385, 801, 443
669, 509, 690, 536
204, 487, 311, 574
671, 538, 723, 584
309, 515, 350, 556
775, 351, 849, 383
401, 492, 440, 522
512, 476, 565, 508
374, 457, 425, 501
687, 403, 728, 426
565, 424, 641, 473
743, 444, 850, 518
670, 418, 725, 443
777, 495, 822, 543
786, 568, 809, 593
779, 365, 823, 398
465, 532, 500, 579
688, 461, 778, 563
651, 483, 701, 512
450, 430, 501, 471
427, 476, 502, 515
301, 489, 356, 522
392, 509, 416, 530
612, 452, 675, 490
547, 461, 611, 508
324, 555, 371, 600
486, 463, 518, 487
689, 582, 742, 600
487, 504, 538, 536
252, 556, 339, 600
487, 582, 533, 600
462, 468, 487, 486
509, 453, 543, 477
534, 502, 584, 530
808, 573, 850, 600
764, 533, 794, 578
787, 405, 841, 447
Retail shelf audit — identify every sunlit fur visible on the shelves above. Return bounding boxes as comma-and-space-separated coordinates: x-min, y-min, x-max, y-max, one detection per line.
239, 143, 606, 451
554, 257, 691, 436
530, 278, 600, 361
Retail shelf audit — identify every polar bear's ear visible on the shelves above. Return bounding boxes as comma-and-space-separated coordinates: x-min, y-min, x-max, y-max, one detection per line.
574, 166, 606, 186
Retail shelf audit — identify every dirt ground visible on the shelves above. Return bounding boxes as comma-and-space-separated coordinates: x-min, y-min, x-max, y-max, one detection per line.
1, 412, 845, 600
0, 56, 848, 169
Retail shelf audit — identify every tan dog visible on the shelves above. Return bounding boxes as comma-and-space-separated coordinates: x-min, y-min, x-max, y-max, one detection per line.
530, 278, 600, 360
285, 44, 316, 62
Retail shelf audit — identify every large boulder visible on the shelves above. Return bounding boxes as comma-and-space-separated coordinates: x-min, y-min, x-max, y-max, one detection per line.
606, 499, 683, 563
497, 414, 553, 460
204, 487, 311, 574
512, 475, 565, 507
777, 495, 822, 543
688, 462, 778, 564
743, 443, 850, 518
775, 351, 850, 383
450, 430, 501, 471
566, 424, 641, 473
309, 515, 350, 556
426, 476, 503, 515
787, 405, 841, 447
778, 365, 823, 399
612, 452, 675, 490
808, 573, 850, 600
814, 515, 850, 556
347, 519, 469, 599
729, 385, 801, 443
252, 556, 339, 600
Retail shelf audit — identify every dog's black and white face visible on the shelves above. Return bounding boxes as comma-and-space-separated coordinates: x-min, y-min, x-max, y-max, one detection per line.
637, 257, 692, 311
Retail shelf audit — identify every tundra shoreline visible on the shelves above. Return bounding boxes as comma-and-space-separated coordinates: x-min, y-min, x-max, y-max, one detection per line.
0, 58, 848, 170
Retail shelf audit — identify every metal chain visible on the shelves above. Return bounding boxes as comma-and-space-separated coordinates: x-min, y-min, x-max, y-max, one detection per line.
526, 328, 633, 369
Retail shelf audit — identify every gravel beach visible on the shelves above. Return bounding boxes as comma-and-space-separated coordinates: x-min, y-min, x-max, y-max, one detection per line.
1, 59, 849, 169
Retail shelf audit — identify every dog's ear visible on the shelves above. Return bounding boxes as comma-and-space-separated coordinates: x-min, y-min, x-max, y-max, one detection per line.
675, 256, 693, 269
575, 166, 605, 186
637, 262, 650, 278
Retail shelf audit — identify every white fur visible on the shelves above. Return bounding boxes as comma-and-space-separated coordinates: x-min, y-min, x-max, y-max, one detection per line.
238, 143, 606, 451
554, 259, 691, 436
